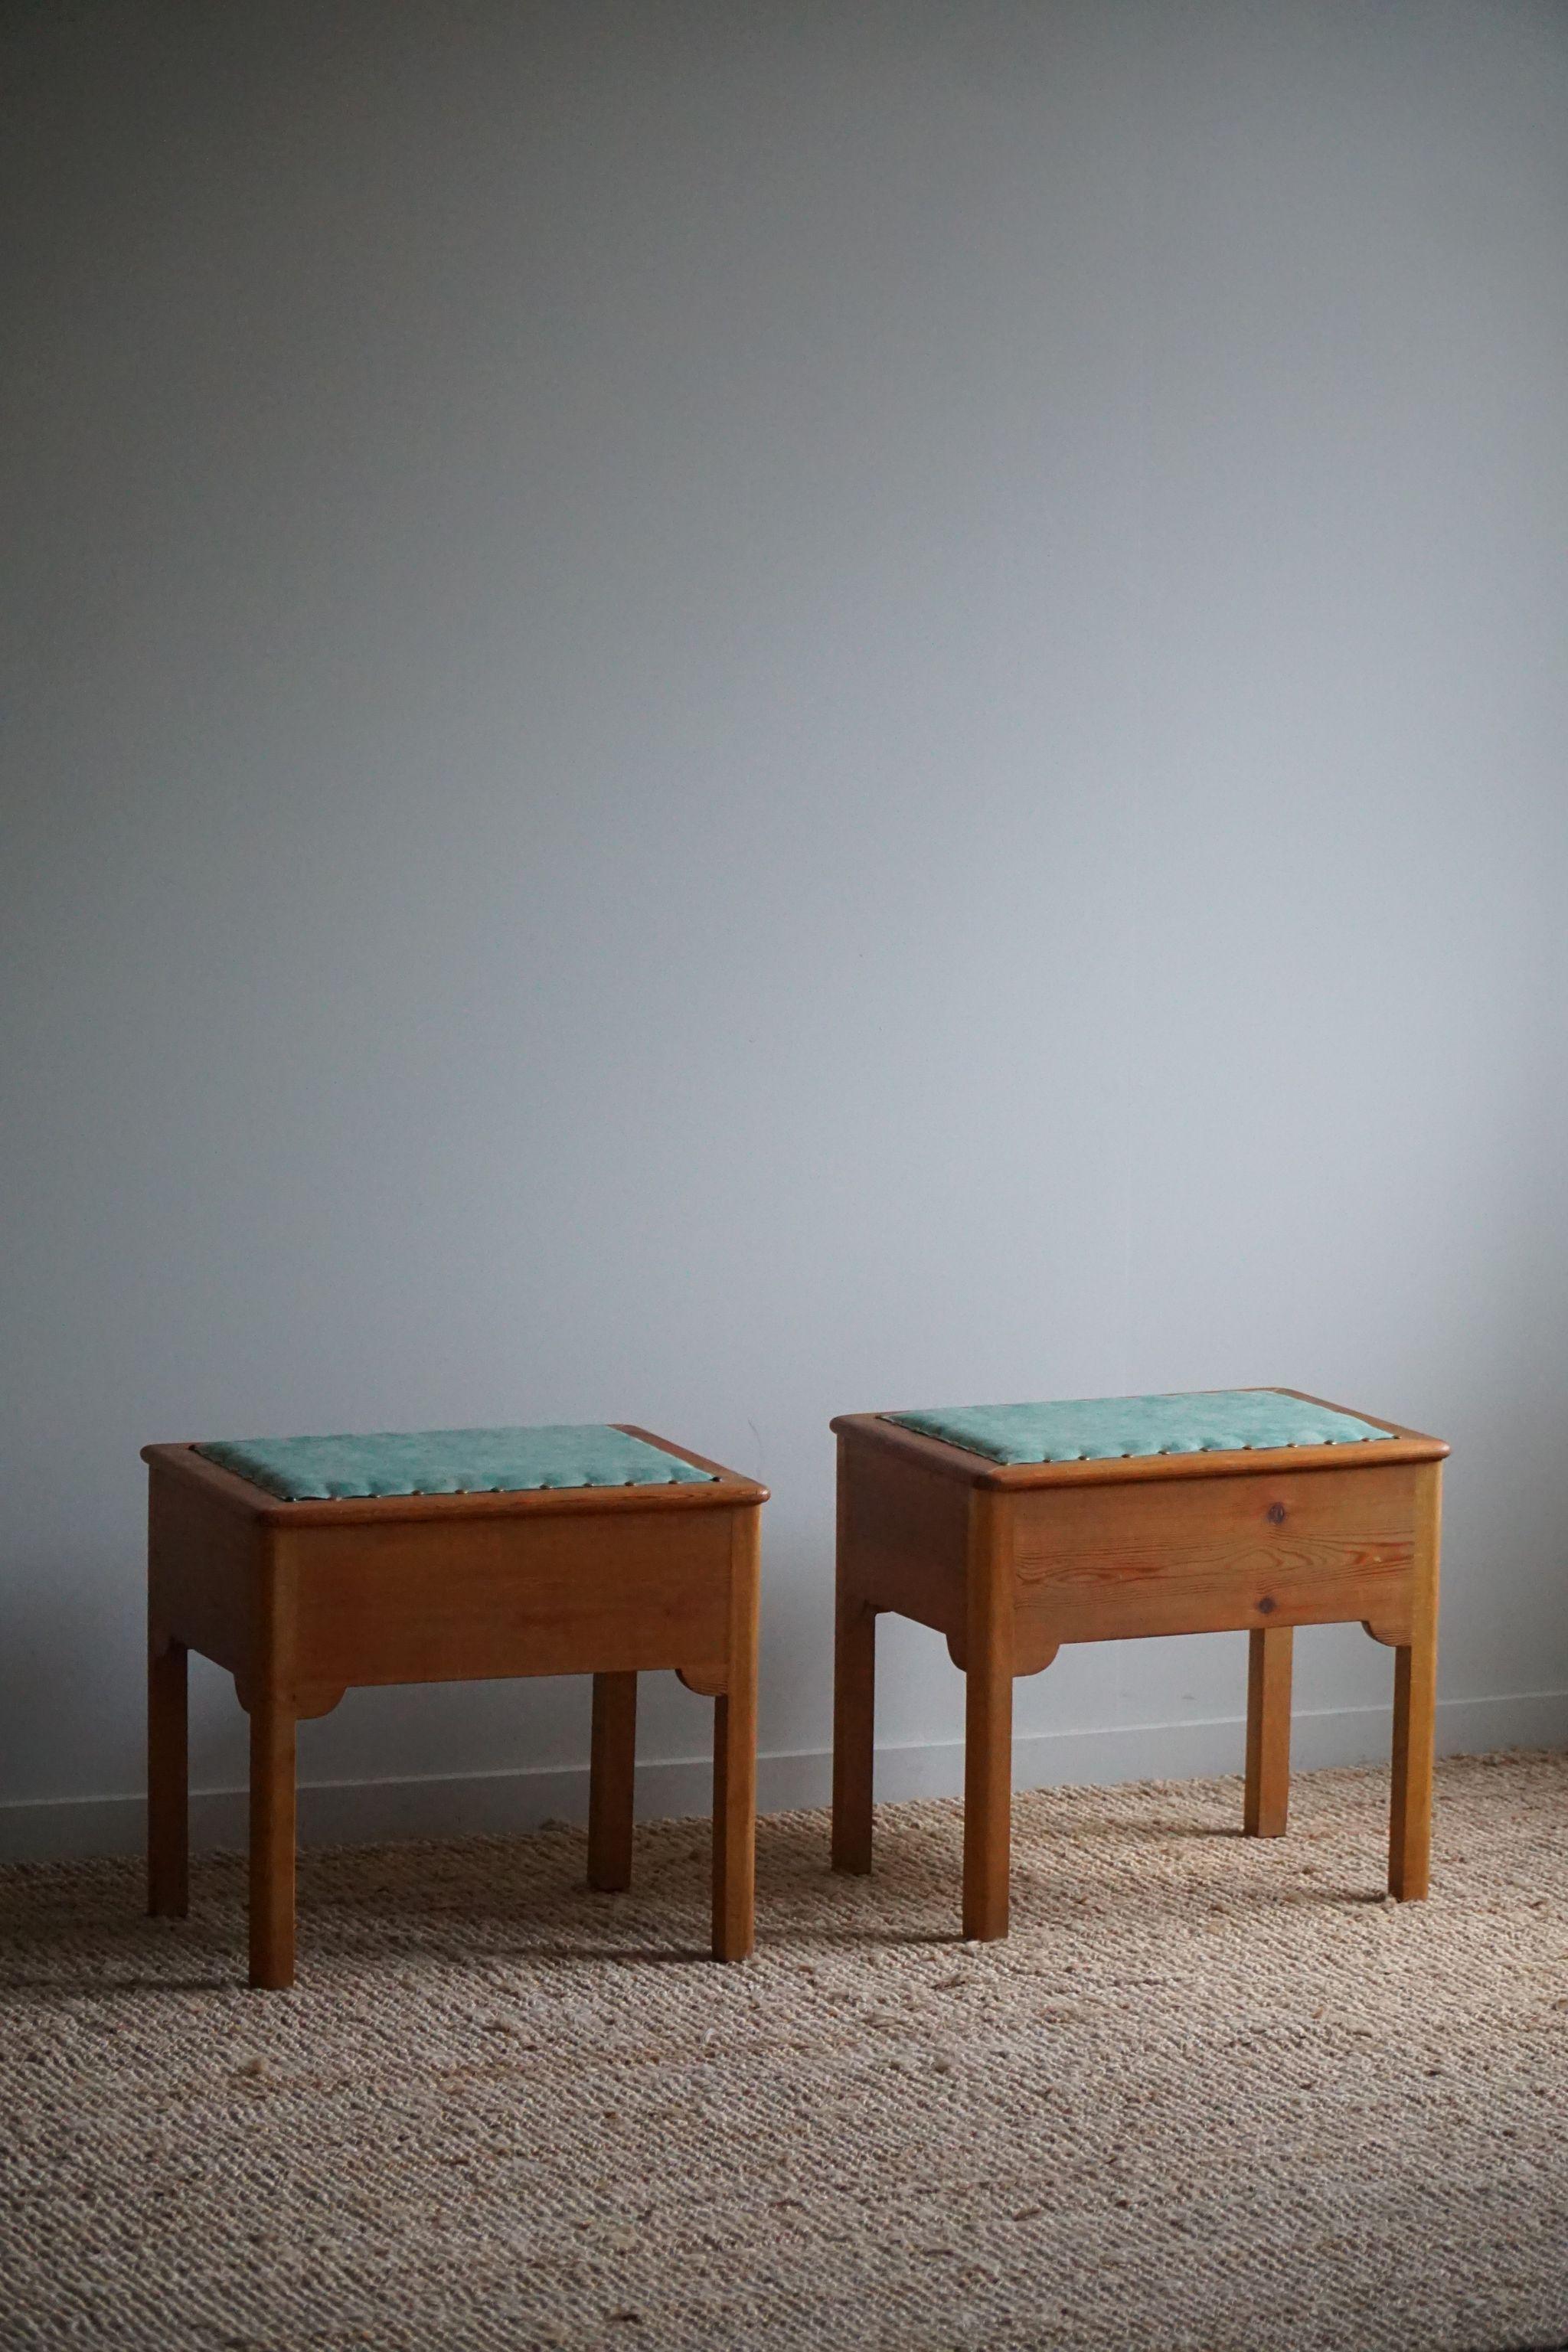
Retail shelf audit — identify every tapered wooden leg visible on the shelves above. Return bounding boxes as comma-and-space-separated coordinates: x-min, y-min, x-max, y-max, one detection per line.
713, 1509, 760, 1961
1244, 1625, 1293, 1838
147, 1636, 188, 1917
249, 1690, 297, 1990
831, 1596, 876, 1873
1389, 1629, 1436, 1900
962, 1493, 1012, 1942
588, 1671, 637, 1892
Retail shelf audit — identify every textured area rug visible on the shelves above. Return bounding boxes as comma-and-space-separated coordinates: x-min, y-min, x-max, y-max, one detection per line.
2, 1752, 1566, 2352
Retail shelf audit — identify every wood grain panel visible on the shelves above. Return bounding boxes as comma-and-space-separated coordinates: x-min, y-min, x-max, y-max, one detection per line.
1010, 1462, 1419, 1645
293, 1506, 736, 1687
837, 1434, 968, 1638
147, 1467, 263, 1674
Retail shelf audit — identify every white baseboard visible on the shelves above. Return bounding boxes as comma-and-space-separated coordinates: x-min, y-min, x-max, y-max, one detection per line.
2, 1687, 1565, 1866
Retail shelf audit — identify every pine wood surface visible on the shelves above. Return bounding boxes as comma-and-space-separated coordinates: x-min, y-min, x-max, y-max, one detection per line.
145, 1427, 766, 1985
831, 1393, 1447, 1940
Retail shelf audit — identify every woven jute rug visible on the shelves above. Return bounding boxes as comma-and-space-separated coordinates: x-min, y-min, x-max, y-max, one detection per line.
2, 1752, 1566, 2352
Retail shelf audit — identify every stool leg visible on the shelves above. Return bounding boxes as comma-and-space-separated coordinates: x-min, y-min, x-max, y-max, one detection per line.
1390, 1464, 1441, 1902
147, 1635, 188, 1917
249, 1689, 297, 1990
713, 1510, 760, 1962
1244, 1625, 1293, 1838
962, 1494, 1012, 1942
588, 1671, 637, 1892
713, 1676, 760, 1962
963, 1651, 1012, 1940
1389, 1628, 1436, 1900
712, 1695, 753, 1958
831, 1596, 876, 1874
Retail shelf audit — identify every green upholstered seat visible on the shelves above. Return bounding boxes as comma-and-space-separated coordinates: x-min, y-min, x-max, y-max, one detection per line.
889, 1389, 1394, 1467
196, 1424, 714, 1503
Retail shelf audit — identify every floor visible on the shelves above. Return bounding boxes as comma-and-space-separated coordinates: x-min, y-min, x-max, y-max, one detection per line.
2, 1750, 1566, 2351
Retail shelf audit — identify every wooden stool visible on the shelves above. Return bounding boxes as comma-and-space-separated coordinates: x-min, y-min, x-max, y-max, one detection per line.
830, 1387, 1447, 1939
144, 1423, 766, 1986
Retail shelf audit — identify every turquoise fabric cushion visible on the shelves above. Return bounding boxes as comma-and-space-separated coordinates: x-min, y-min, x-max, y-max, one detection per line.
196, 1424, 714, 1502
890, 1390, 1393, 1466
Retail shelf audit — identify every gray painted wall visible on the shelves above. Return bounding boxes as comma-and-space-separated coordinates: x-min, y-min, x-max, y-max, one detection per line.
5, 0, 1566, 1860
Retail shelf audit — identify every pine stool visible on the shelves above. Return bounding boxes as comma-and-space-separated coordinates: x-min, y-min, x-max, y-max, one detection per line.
143, 1423, 766, 1986
830, 1388, 1447, 1940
